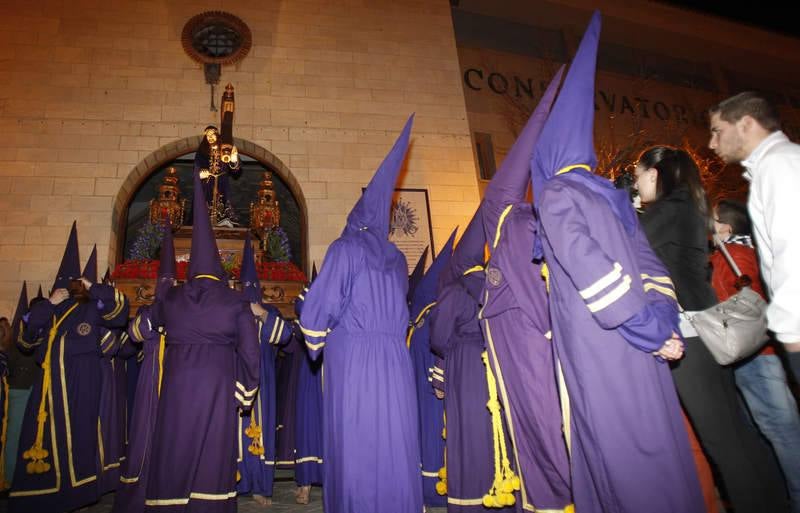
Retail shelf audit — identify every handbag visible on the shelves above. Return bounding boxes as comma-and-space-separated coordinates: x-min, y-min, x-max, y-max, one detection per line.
689, 235, 769, 365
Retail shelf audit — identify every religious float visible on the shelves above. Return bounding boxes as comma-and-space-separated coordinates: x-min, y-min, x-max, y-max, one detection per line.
113, 85, 306, 317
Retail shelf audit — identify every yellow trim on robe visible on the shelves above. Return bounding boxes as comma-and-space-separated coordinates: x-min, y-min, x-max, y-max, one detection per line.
462, 265, 484, 276
305, 340, 325, 351
234, 392, 254, 407
145, 491, 237, 506
295, 456, 323, 464
586, 275, 632, 313
235, 382, 258, 397
102, 289, 126, 321
194, 275, 221, 281
406, 302, 437, 348
641, 274, 674, 286
131, 316, 144, 343
493, 204, 515, 249
299, 325, 329, 338
556, 164, 591, 175
643, 283, 677, 300
448, 497, 486, 506
579, 263, 623, 299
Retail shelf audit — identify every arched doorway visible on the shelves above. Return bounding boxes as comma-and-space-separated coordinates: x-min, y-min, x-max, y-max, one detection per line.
110, 136, 308, 274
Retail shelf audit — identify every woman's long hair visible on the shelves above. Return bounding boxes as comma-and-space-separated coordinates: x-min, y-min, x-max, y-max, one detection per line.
638, 146, 711, 228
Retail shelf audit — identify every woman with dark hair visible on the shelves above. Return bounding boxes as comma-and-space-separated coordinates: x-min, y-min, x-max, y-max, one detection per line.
635, 146, 789, 513
712, 199, 800, 513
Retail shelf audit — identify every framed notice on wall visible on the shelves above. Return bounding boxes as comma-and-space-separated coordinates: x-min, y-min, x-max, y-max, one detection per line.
389, 188, 435, 275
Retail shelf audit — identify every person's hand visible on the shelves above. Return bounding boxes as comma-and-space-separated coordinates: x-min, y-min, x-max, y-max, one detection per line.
653, 332, 684, 361
250, 302, 267, 319
50, 288, 69, 305
80, 276, 92, 290
199, 169, 210, 179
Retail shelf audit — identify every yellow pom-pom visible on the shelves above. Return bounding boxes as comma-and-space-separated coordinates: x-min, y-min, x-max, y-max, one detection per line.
501, 480, 514, 493
22, 449, 31, 460
435, 480, 447, 495
236, 470, 241, 482
437, 466, 447, 480
565, 504, 575, 513
42, 462, 51, 473
26, 462, 35, 474
510, 475, 520, 491
482, 494, 494, 508
441, 427, 446, 439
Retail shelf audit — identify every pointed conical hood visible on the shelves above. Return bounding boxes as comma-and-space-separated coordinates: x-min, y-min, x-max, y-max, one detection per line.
53, 221, 81, 290
156, 225, 177, 301
407, 246, 429, 303
311, 262, 318, 282
483, 66, 564, 243
11, 281, 28, 345
441, 205, 485, 289
413, 228, 457, 307
188, 164, 225, 279
531, 11, 600, 207
82, 245, 98, 283
102, 267, 111, 285
239, 232, 261, 304
345, 115, 414, 236
36, 285, 43, 300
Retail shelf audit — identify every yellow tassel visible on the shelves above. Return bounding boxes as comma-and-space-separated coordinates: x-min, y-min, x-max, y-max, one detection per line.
157, 333, 166, 397
481, 350, 521, 508
25, 304, 78, 475
565, 504, 575, 513
236, 470, 241, 482
435, 480, 447, 495
541, 263, 550, 293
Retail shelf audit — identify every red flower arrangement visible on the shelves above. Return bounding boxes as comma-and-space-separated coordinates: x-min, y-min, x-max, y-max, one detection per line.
112, 259, 307, 283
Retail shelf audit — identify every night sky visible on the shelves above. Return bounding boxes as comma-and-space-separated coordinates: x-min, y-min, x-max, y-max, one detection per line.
659, 1, 800, 39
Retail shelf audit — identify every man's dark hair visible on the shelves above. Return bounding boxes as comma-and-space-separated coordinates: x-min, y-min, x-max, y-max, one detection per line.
709, 92, 781, 132
716, 199, 752, 236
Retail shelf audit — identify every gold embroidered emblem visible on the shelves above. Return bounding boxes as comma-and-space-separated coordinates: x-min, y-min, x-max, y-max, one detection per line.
77, 322, 92, 336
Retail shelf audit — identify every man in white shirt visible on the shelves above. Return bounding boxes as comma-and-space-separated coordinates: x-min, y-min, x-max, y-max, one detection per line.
709, 91, 800, 384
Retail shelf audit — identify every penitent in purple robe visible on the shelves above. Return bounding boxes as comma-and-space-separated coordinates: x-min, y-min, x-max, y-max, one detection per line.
408, 232, 454, 508
274, 340, 299, 468
531, 12, 703, 513
97, 328, 126, 494
10, 222, 130, 513
429, 209, 504, 513
82, 246, 127, 496
113, 224, 177, 513
479, 66, 572, 512
292, 281, 324, 487
237, 234, 292, 498
142, 162, 260, 512
113, 306, 161, 513
299, 115, 422, 513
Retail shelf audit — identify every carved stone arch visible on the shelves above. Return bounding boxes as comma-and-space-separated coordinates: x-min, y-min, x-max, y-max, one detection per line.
110, 136, 308, 272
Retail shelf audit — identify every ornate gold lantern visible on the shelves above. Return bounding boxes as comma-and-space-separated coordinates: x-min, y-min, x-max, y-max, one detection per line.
249, 171, 281, 236
148, 167, 185, 227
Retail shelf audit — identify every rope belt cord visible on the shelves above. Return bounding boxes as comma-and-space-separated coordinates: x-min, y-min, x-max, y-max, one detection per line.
481, 351, 520, 508
24, 302, 79, 474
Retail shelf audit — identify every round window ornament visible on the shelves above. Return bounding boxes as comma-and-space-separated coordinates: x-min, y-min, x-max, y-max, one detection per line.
181, 11, 252, 66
